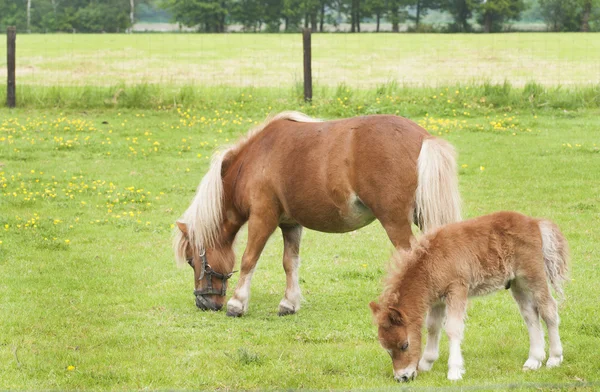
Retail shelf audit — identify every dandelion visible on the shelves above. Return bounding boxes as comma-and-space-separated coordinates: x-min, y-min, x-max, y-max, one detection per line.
67, 365, 75, 371
65, 239, 70, 244
480, 166, 485, 171
461, 164, 468, 168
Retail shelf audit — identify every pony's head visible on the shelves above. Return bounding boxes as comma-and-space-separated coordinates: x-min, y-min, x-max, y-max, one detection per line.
174, 220, 236, 311
173, 151, 239, 311
370, 300, 422, 382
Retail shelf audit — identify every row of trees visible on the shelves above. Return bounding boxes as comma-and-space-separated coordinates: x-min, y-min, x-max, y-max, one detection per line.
163, 0, 600, 32
0, 0, 139, 32
1, 0, 598, 33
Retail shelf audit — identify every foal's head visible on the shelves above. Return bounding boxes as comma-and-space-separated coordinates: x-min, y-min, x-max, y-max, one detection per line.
370, 299, 422, 382
174, 221, 236, 311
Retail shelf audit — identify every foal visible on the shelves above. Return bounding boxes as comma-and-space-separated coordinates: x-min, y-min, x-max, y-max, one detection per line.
370, 211, 569, 382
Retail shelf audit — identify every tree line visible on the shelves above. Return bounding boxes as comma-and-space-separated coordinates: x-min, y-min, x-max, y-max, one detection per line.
1, 0, 598, 33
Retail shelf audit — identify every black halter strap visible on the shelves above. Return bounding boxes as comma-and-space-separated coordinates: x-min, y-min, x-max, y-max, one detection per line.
188, 250, 236, 297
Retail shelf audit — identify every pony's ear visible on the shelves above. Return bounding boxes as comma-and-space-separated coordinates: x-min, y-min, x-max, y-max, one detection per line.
388, 307, 406, 325
176, 220, 188, 236
369, 301, 381, 315
221, 150, 234, 177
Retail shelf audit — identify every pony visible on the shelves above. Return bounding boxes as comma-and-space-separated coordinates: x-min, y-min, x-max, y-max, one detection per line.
174, 111, 461, 316
370, 211, 569, 382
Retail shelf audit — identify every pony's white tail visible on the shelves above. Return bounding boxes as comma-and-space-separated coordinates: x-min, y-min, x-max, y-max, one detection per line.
414, 137, 462, 234
539, 220, 570, 300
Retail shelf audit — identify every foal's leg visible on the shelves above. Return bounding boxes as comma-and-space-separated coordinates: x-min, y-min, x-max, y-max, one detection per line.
531, 283, 563, 368
278, 225, 303, 316
226, 213, 278, 317
445, 286, 468, 381
510, 279, 546, 370
419, 302, 446, 372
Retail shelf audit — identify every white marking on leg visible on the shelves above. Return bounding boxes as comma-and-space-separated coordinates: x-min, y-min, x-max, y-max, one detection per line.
227, 268, 255, 315
511, 282, 545, 370
538, 294, 563, 368
445, 308, 466, 381
279, 255, 302, 313
419, 303, 446, 372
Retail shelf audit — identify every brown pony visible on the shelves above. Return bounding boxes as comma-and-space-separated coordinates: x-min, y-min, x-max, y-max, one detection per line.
370, 211, 569, 382
174, 111, 461, 316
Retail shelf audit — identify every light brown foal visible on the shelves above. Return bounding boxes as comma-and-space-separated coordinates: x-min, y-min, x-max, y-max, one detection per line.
174, 111, 461, 316
371, 211, 569, 382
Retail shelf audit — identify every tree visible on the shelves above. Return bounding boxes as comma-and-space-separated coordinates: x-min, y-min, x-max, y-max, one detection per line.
443, 0, 477, 31
475, 0, 527, 33
164, 0, 229, 32
407, 0, 441, 29
388, 0, 408, 32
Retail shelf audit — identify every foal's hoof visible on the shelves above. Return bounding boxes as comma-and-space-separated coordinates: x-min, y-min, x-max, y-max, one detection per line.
447, 367, 465, 381
522, 358, 543, 371
546, 356, 563, 368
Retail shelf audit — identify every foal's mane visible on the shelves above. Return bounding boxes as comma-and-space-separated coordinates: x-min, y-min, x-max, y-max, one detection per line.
173, 111, 321, 265
381, 237, 430, 305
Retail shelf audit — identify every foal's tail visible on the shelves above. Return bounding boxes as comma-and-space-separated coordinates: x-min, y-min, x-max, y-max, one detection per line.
539, 220, 570, 300
414, 137, 462, 234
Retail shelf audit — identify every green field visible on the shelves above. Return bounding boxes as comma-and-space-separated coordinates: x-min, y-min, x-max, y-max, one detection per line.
1, 33, 600, 87
1, 84, 599, 389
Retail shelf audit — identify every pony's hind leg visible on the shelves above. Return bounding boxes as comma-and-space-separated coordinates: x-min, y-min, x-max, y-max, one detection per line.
226, 212, 279, 317
278, 225, 303, 316
510, 279, 546, 370
531, 283, 563, 368
419, 302, 446, 372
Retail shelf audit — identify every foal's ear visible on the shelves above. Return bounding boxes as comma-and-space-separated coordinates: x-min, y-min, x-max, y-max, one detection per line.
388, 307, 406, 325
369, 301, 381, 315
176, 220, 188, 236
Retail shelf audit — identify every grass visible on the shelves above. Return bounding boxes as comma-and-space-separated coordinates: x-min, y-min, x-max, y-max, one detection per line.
1, 87, 599, 390
1, 33, 600, 87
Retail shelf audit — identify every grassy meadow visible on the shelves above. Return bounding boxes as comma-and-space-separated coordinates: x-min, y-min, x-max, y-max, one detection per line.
1, 33, 600, 87
1, 83, 600, 390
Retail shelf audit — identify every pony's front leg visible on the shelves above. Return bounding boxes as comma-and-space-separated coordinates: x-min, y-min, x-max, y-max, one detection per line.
226, 214, 278, 317
278, 225, 303, 316
445, 286, 468, 381
419, 302, 446, 371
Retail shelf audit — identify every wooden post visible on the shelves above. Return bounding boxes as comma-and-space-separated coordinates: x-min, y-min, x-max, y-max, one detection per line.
302, 28, 312, 102
7, 26, 16, 108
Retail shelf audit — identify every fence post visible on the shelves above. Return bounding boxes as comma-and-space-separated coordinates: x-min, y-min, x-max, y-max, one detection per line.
7, 26, 16, 108
302, 28, 312, 102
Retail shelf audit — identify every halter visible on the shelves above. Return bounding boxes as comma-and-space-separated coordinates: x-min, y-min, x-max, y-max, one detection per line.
187, 249, 236, 307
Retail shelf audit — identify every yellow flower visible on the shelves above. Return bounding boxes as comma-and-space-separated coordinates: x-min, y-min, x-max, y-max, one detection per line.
461, 164, 468, 168
65, 239, 70, 244
67, 365, 75, 371
480, 166, 485, 171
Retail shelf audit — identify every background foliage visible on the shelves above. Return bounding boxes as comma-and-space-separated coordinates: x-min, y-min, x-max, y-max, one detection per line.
1, 0, 599, 32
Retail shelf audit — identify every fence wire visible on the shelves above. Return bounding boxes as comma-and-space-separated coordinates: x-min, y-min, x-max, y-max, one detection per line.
1, 31, 600, 89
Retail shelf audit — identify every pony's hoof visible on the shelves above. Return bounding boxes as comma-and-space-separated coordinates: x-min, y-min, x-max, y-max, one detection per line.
523, 358, 543, 370
278, 303, 297, 316
447, 367, 464, 381
546, 356, 563, 368
226, 299, 246, 317
418, 358, 435, 372
278, 298, 299, 316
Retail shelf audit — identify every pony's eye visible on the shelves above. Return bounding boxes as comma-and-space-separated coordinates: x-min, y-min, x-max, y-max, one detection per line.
400, 342, 409, 351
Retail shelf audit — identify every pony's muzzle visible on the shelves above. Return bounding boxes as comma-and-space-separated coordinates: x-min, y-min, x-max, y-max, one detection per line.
195, 294, 222, 311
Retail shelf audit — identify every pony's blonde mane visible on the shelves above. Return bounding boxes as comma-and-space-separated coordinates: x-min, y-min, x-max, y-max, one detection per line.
173, 111, 321, 265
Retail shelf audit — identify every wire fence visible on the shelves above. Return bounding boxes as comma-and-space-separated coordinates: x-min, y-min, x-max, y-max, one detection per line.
2, 29, 600, 90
